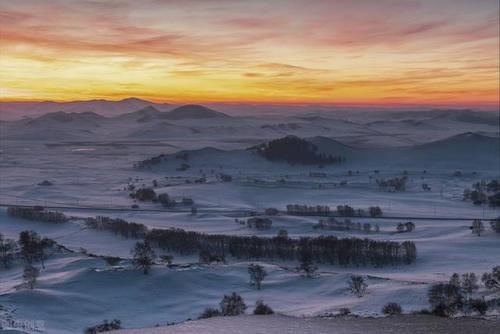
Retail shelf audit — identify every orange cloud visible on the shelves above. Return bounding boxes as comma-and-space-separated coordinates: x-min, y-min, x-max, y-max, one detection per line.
0, 0, 498, 107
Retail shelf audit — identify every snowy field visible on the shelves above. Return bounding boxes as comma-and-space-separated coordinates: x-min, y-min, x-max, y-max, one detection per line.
0, 107, 499, 333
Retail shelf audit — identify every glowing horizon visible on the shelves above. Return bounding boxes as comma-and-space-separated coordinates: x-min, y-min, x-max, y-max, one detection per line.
0, 0, 499, 107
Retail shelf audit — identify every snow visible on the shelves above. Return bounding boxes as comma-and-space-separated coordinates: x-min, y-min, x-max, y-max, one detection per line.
0, 108, 499, 333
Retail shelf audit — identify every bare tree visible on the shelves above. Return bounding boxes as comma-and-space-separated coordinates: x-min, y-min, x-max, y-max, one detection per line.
131, 241, 156, 274
0, 234, 16, 269
248, 264, 267, 290
349, 275, 367, 297
461, 273, 478, 299
23, 264, 39, 289
471, 219, 484, 236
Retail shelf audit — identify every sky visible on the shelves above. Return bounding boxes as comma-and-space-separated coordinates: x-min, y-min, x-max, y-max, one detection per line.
0, 0, 499, 107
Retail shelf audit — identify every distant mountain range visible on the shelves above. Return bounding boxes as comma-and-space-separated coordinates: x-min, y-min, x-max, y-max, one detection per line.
0, 98, 172, 120
0, 100, 497, 147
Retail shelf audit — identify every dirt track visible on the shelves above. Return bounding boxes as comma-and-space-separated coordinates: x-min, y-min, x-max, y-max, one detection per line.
113, 314, 500, 334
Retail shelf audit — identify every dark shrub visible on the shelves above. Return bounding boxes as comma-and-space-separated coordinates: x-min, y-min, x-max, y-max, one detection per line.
382, 302, 402, 315
338, 307, 351, 316
253, 300, 274, 315
470, 298, 488, 315
220, 292, 247, 316
199, 307, 221, 319
84, 319, 121, 334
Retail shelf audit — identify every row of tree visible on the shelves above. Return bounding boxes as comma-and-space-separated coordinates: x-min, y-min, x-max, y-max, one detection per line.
84, 216, 148, 239
144, 227, 417, 267
470, 218, 500, 236
463, 179, 500, 207
376, 176, 407, 192
7, 207, 68, 223
314, 218, 380, 233
286, 204, 383, 217
428, 267, 499, 317
86, 216, 417, 267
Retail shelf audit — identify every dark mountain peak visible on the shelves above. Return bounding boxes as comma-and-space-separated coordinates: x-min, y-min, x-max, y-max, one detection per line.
163, 104, 229, 120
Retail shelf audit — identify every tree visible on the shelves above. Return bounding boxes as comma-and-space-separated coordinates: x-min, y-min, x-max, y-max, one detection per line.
397, 223, 406, 233
160, 255, 173, 265
490, 217, 500, 233
19, 230, 41, 264
349, 275, 367, 297
298, 242, 317, 278
220, 292, 247, 316
0, 234, 16, 269
253, 300, 274, 315
471, 219, 484, 236
131, 241, 156, 274
428, 283, 463, 317
404, 222, 415, 232
23, 264, 39, 289
382, 302, 402, 315
18, 231, 52, 269
248, 264, 267, 290
461, 273, 478, 298
277, 229, 289, 239
369, 206, 383, 217
449, 273, 461, 288
481, 266, 500, 290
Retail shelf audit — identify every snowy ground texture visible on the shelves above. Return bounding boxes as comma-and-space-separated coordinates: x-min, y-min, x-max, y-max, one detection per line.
0, 106, 499, 333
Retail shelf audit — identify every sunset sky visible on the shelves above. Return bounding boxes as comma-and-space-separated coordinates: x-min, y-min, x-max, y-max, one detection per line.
0, 0, 498, 107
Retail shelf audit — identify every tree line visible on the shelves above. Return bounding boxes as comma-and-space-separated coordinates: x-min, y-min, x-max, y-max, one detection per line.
7, 207, 68, 223
83, 216, 417, 267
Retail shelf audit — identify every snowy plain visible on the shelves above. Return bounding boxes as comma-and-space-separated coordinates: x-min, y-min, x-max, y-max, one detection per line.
0, 106, 499, 333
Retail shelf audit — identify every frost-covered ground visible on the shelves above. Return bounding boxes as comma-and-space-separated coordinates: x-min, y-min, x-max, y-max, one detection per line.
0, 109, 499, 333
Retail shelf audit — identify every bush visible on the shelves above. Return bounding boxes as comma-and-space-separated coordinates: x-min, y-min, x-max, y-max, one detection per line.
382, 302, 402, 315
337, 307, 351, 316
469, 298, 488, 315
253, 300, 274, 315
84, 319, 121, 334
129, 188, 157, 202
104, 256, 121, 266
199, 307, 221, 319
220, 292, 247, 316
